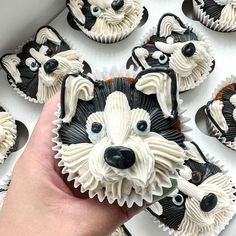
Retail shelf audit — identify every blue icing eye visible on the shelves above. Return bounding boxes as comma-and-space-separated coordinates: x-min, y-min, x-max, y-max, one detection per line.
88, 122, 105, 142
91, 5, 102, 17
133, 120, 150, 136
158, 54, 168, 65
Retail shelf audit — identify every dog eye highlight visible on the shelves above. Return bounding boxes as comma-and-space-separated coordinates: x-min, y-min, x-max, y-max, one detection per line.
191, 171, 202, 185
91, 5, 102, 17
172, 194, 185, 206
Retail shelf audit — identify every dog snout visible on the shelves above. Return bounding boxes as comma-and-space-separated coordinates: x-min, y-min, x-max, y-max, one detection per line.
104, 146, 136, 169
200, 193, 218, 212
44, 59, 59, 74
111, 0, 124, 11
182, 42, 196, 57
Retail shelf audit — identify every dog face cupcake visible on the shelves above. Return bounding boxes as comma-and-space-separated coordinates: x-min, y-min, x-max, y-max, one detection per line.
66, 0, 145, 43
0, 107, 17, 164
148, 142, 236, 236
54, 67, 187, 207
193, 0, 236, 32
206, 80, 236, 150
129, 13, 214, 92
1, 26, 88, 104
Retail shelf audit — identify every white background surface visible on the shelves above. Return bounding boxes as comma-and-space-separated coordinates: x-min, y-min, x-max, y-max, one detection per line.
0, 0, 236, 235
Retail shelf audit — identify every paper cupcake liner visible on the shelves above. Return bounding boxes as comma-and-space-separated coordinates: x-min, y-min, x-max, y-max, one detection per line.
147, 149, 236, 236
1, 35, 86, 104
0, 173, 11, 210
130, 21, 215, 92
52, 65, 192, 208
192, 0, 236, 32
206, 75, 236, 151
74, 7, 144, 44
0, 106, 17, 165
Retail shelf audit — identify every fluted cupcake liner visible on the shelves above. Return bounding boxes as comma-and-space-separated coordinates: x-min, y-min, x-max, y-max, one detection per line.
192, 0, 236, 32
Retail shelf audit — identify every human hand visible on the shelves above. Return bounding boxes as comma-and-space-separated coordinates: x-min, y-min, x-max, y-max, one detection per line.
0, 93, 142, 236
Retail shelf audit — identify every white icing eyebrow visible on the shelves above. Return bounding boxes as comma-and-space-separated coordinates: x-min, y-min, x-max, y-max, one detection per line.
29, 48, 49, 65
152, 51, 163, 60
230, 94, 236, 106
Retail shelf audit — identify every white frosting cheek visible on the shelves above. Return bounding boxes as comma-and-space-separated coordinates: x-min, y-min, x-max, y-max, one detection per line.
219, 1, 236, 25
209, 100, 229, 132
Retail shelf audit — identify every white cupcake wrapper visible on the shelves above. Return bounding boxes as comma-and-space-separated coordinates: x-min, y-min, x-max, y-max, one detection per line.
0, 106, 17, 165
148, 150, 236, 236
130, 21, 215, 92
206, 75, 236, 151
1, 35, 86, 104
0, 173, 11, 210
192, 0, 236, 32
76, 7, 144, 44
52, 65, 192, 208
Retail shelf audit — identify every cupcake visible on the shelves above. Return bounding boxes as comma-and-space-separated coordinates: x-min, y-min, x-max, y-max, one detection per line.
148, 141, 236, 236
0, 26, 90, 104
0, 107, 17, 164
193, 0, 236, 32
205, 76, 236, 151
0, 174, 11, 209
66, 0, 147, 43
128, 13, 214, 92
53, 67, 188, 208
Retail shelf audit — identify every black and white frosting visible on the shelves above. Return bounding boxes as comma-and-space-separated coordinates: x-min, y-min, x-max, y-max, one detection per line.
129, 13, 214, 92
112, 225, 132, 236
0, 107, 17, 164
0, 26, 88, 103
194, 0, 236, 29
66, 0, 145, 43
148, 142, 236, 236
54, 67, 188, 207
206, 83, 236, 150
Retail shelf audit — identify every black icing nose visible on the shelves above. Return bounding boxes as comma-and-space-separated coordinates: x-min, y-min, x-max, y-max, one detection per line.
182, 42, 196, 57
111, 0, 124, 11
44, 59, 59, 74
104, 146, 136, 169
200, 193, 218, 212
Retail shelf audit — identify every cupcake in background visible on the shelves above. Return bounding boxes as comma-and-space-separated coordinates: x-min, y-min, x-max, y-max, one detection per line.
0, 106, 17, 164
205, 76, 236, 151
148, 141, 236, 236
0, 26, 90, 104
0, 174, 11, 209
193, 0, 236, 32
128, 13, 214, 92
53, 67, 189, 208
66, 0, 148, 43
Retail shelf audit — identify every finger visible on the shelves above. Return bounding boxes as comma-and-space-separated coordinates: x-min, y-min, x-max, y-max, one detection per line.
24, 93, 60, 162
75, 198, 144, 235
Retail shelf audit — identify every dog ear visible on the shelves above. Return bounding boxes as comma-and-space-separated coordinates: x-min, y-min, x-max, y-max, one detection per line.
66, 0, 86, 26
135, 68, 179, 119
35, 26, 62, 45
61, 73, 94, 123
0, 54, 22, 83
157, 13, 187, 38
184, 141, 207, 164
